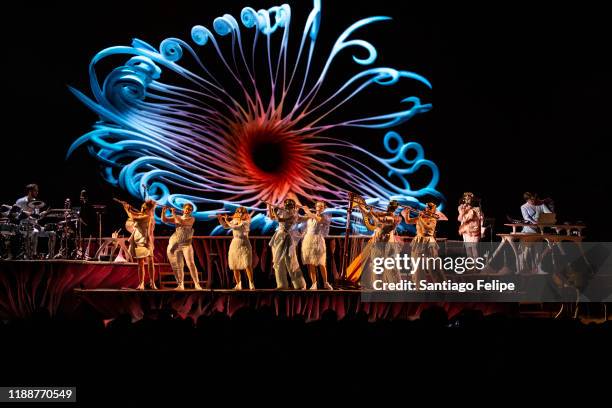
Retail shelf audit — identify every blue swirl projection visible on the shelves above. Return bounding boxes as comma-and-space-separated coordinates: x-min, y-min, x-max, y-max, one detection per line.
68, 0, 444, 234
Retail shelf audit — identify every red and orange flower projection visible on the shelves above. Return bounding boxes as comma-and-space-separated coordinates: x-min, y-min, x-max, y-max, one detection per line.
67, 1, 442, 233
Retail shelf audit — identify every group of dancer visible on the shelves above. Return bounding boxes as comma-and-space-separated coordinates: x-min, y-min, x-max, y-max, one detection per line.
345, 197, 449, 287
117, 189, 513, 290
119, 190, 563, 290
120, 196, 334, 291
267, 198, 333, 290
120, 199, 204, 290
118, 193, 485, 290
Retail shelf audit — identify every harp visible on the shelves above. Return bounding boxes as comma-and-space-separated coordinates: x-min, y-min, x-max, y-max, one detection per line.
339, 192, 378, 285
349, 193, 379, 232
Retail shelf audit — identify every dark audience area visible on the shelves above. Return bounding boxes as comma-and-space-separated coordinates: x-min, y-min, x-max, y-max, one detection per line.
2, 306, 611, 401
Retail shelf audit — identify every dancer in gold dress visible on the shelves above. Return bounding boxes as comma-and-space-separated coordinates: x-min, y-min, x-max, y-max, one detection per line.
122, 199, 157, 290
346, 197, 402, 288
401, 202, 447, 284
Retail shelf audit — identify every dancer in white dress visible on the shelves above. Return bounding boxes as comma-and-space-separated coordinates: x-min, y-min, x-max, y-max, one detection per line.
300, 201, 333, 290
268, 199, 306, 289
162, 203, 203, 290
218, 207, 255, 290
122, 199, 157, 290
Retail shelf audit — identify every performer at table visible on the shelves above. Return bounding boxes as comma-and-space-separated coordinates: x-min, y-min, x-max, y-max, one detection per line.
457, 192, 484, 259
14, 183, 56, 258
217, 207, 255, 290
300, 201, 333, 290
520, 192, 552, 233
122, 199, 157, 290
518, 192, 554, 273
346, 198, 403, 288
402, 202, 447, 284
268, 199, 306, 289
162, 203, 203, 290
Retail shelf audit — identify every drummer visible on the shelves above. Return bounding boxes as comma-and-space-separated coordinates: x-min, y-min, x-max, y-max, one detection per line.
15, 184, 41, 213
14, 184, 56, 258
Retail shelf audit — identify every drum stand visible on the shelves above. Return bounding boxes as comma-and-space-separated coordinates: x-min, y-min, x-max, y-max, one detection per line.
72, 217, 87, 260
97, 212, 103, 247
54, 212, 72, 259
54, 228, 71, 259
16, 238, 32, 260
0, 233, 14, 260
17, 226, 35, 260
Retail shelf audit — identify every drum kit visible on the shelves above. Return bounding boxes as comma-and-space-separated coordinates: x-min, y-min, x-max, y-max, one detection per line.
0, 200, 89, 260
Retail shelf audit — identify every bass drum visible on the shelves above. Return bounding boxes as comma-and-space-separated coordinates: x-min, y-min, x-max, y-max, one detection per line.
19, 218, 38, 233
0, 221, 17, 236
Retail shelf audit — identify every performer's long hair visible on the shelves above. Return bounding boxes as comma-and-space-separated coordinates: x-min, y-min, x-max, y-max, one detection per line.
140, 199, 156, 214
283, 199, 296, 210
386, 200, 399, 214
314, 200, 327, 212
425, 202, 438, 215
232, 206, 251, 222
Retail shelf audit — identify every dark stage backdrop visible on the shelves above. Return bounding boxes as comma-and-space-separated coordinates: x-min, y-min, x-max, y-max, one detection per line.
2, 1, 610, 239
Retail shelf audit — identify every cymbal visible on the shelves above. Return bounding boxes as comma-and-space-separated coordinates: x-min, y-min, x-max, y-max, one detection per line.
58, 217, 87, 225
1, 204, 11, 212
27, 200, 46, 210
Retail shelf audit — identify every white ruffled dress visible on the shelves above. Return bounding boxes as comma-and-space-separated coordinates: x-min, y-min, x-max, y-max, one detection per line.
301, 214, 330, 266
228, 219, 252, 270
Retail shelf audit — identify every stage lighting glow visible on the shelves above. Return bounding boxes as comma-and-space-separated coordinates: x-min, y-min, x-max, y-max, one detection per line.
67, 0, 443, 234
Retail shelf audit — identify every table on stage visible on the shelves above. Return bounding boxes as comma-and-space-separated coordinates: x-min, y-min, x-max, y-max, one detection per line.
503, 223, 586, 236
488, 223, 585, 275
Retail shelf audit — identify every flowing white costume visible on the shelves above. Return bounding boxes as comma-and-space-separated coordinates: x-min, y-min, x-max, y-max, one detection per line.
301, 214, 330, 266
167, 216, 199, 286
269, 209, 306, 289
227, 218, 252, 270
129, 216, 154, 259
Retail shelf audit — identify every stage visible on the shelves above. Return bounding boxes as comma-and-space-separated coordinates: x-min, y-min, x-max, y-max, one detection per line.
72, 287, 519, 322
3, 234, 611, 322
4, 257, 607, 322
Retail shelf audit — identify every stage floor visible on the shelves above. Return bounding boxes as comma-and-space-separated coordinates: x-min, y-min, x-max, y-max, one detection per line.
75, 288, 363, 293
72, 287, 520, 322
2, 259, 609, 322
